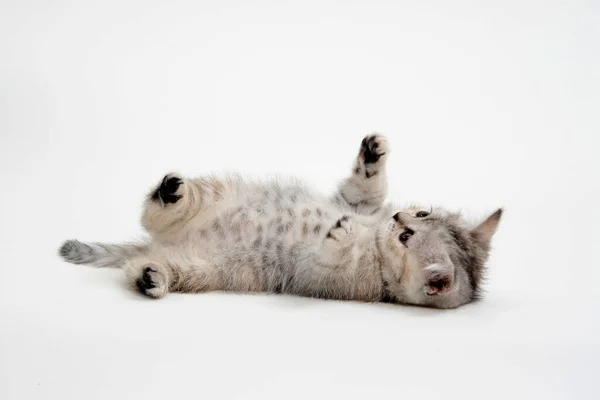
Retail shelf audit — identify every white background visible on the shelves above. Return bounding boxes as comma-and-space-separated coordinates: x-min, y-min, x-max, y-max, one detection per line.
1, 1, 599, 399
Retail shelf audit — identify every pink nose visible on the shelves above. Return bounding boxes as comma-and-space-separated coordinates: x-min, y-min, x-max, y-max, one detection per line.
393, 212, 409, 224
394, 211, 411, 225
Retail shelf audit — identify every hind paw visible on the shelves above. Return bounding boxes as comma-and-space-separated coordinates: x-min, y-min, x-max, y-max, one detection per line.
150, 174, 184, 205
135, 266, 168, 298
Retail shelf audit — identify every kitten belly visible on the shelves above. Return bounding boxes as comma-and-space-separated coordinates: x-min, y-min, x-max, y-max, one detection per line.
194, 198, 344, 293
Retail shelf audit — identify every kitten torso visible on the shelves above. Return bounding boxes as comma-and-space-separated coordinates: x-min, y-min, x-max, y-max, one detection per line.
146, 177, 386, 301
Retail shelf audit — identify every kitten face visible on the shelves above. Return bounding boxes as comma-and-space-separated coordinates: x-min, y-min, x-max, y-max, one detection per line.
377, 207, 502, 309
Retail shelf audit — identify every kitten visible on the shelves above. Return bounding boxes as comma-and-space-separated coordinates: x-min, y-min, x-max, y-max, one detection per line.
59, 134, 502, 309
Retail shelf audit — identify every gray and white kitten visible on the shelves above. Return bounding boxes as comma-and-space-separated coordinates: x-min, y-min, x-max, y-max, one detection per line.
59, 135, 502, 309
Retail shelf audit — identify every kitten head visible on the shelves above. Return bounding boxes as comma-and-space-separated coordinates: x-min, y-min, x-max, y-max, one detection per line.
377, 207, 502, 309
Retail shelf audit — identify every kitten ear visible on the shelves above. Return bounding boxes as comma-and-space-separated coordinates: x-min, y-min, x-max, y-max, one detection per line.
424, 262, 454, 296
472, 208, 503, 246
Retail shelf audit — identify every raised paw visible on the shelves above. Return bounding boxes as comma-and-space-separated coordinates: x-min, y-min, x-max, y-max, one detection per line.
326, 215, 354, 243
360, 134, 389, 166
136, 266, 168, 298
151, 174, 184, 205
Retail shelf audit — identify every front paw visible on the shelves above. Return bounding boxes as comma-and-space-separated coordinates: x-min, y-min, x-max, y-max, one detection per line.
151, 174, 184, 205
326, 216, 354, 243
360, 134, 389, 165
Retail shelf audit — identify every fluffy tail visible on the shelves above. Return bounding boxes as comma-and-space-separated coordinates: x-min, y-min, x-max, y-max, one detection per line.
58, 239, 147, 268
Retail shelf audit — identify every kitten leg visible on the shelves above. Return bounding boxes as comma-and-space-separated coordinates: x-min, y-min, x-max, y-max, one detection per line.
334, 134, 389, 215
142, 173, 190, 238
296, 215, 373, 301
141, 173, 231, 241
320, 215, 357, 266
125, 252, 234, 298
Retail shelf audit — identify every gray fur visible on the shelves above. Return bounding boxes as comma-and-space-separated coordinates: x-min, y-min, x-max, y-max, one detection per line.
59, 240, 146, 268
58, 134, 502, 309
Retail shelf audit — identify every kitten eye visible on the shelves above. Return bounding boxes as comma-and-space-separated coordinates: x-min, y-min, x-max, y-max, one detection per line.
416, 211, 430, 218
399, 229, 414, 244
